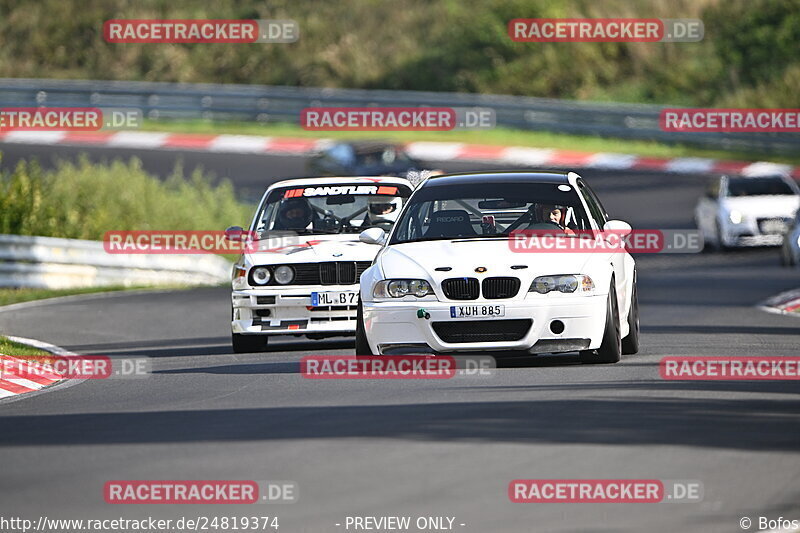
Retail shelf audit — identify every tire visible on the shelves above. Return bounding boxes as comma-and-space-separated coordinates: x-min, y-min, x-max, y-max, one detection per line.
232, 333, 268, 353
355, 301, 375, 355
780, 242, 794, 267
715, 221, 731, 251
580, 280, 621, 364
621, 280, 640, 355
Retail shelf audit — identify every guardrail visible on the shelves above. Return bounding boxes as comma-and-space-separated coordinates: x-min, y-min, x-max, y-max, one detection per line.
0, 234, 231, 289
1, 78, 798, 155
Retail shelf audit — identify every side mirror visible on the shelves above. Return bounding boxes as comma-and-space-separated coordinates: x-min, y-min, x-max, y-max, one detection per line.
225, 226, 246, 241
603, 220, 632, 236
359, 227, 386, 245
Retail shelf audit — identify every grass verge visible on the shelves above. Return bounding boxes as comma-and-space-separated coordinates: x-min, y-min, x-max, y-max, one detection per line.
0, 285, 196, 307
0, 335, 52, 358
141, 119, 800, 166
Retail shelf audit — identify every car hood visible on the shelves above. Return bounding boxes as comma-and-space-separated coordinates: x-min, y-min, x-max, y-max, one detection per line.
244, 234, 379, 265
379, 239, 601, 281
721, 195, 800, 218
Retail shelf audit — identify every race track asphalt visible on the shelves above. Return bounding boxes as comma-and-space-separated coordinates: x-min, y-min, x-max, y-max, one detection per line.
1, 142, 799, 532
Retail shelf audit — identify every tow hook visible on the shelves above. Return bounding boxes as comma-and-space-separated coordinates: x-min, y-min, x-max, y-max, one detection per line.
416, 309, 431, 320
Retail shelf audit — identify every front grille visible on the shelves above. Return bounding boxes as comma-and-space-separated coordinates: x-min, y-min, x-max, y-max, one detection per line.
356, 261, 372, 279
757, 217, 791, 235
292, 264, 321, 285
482, 277, 521, 299
442, 278, 480, 300
251, 261, 371, 286
319, 261, 359, 284
432, 319, 532, 343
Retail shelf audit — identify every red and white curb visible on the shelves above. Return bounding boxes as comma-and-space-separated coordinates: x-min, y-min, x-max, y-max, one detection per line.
759, 289, 800, 316
1, 130, 798, 177
0, 354, 62, 398
0, 335, 76, 401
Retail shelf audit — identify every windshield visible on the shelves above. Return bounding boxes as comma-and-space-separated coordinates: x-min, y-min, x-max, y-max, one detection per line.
254, 183, 411, 237
390, 181, 592, 244
727, 177, 796, 197
354, 147, 412, 167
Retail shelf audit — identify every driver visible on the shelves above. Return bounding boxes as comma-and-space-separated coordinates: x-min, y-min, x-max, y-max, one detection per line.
365, 196, 402, 226
274, 198, 313, 231
536, 204, 575, 234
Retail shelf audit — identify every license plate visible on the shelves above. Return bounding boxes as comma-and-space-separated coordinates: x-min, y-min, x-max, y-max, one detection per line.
449, 304, 505, 318
311, 291, 358, 306
759, 218, 789, 235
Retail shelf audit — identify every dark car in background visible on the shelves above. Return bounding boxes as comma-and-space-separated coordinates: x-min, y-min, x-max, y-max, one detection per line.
307, 141, 422, 177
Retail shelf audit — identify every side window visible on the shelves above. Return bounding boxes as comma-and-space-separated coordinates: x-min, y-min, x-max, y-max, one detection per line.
577, 180, 607, 227
706, 178, 721, 200
328, 144, 355, 165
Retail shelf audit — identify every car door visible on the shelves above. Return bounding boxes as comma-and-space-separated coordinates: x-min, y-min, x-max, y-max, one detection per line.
696, 177, 721, 239
577, 179, 632, 317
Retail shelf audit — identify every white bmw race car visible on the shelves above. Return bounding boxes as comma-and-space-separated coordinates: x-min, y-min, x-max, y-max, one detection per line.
356, 171, 639, 364
229, 176, 413, 353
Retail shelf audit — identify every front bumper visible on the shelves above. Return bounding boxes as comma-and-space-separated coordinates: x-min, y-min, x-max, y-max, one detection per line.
363, 295, 607, 355
232, 286, 358, 336
721, 219, 790, 247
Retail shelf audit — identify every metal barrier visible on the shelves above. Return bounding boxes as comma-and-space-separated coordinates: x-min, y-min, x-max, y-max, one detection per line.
0, 234, 230, 289
1, 78, 798, 154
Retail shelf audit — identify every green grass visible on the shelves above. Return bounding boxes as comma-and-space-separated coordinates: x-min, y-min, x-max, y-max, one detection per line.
0, 285, 193, 307
140, 119, 800, 166
0, 335, 51, 358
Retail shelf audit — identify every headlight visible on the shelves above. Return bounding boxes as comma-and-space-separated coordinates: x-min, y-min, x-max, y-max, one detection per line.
728, 210, 743, 224
274, 265, 295, 285
529, 274, 594, 294
373, 279, 434, 298
251, 267, 271, 285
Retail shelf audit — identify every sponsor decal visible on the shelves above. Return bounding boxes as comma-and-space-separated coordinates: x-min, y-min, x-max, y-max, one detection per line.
284, 185, 399, 198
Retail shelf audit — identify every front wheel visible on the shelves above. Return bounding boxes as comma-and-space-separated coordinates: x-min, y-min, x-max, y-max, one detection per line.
232, 333, 268, 353
621, 281, 640, 355
355, 301, 375, 355
580, 281, 621, 364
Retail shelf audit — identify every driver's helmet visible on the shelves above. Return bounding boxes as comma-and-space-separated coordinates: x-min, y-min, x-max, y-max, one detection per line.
276, 198, 313, 230
367, 196, 403, 224
536, 204, 570, 228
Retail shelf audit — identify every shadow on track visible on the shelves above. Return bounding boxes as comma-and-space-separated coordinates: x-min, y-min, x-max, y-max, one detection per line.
2, 394, 799, 451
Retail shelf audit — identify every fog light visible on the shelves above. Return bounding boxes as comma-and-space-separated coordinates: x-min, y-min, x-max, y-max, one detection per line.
550, 320, 565, 334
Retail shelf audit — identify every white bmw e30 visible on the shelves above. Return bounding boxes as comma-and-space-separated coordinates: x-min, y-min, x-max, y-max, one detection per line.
355, 171, 639, 364
229, 176, 413, 353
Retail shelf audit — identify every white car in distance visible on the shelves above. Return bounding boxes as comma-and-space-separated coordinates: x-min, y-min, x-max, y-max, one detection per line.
229, 176, 412, 353
356, 171, 639, 364
695, 173, 800, 249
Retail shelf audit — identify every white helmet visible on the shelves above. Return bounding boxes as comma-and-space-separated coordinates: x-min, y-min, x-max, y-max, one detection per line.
367, 196, 403, 224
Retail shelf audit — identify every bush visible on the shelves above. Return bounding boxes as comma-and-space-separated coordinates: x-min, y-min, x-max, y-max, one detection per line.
0, 155, 253, 240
